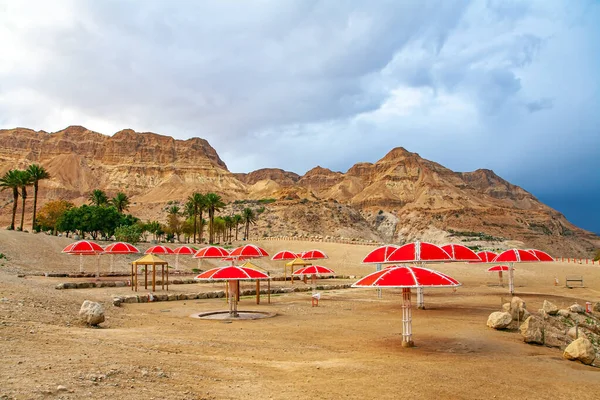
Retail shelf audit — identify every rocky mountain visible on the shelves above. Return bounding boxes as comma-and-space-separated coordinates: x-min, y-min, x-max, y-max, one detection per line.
1, 126, 598, 257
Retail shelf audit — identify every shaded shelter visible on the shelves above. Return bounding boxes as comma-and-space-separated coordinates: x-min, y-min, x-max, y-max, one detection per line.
492, 249, 540, 295
103, 242, 140, 273
352, 265, 461, 347
131, 254, 169, 292
62, 240, 104, 276
285, 258, 312, 284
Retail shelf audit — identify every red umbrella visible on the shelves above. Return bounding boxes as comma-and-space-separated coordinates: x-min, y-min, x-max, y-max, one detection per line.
386, 241, 451, 263
352, 265, 461, 347
62, 240, 104, 275
229, 244, 269, 258
145, 245, 174, 255
492, 249, 540, 294
362, 245, 398, 264
103, 242, 140, 273
271, 250, 298, 261
525, 249, 554, 262
487, 265, 510, 286
195, 266, 269, 317
440, 244, 480, 262
300, 249, 328, 260
488, 265, 510, 272
473, 251, 498, 263
172, 246, 196, 270
194, 246, 229, 258
386, 242, 452, 309
292, 265, 335, 276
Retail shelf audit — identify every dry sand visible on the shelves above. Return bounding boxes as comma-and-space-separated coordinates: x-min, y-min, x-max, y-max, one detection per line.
0, 230, 599, 400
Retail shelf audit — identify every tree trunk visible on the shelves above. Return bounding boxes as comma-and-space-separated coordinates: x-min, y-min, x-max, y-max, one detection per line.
31, 182, 39, 232
19, 190, 26, 231
10, 188, 18, 230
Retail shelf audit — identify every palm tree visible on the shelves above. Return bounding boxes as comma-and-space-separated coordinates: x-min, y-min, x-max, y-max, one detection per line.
17, 170, 33, 231
233, 214, 243, 241
186, 193, 205, 243
111, 192, 130, 213
205, 193, 225, 244
0, 169, 22, 230
26, 164, 50, 232
88, 189, 108, 207
223, 215, 233, 243
242, 207, 257, 241
213, 217, 226, 243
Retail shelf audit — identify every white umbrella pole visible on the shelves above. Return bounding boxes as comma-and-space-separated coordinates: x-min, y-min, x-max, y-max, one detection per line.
110, 254, 114, 273
416, 287, 424, 309
79, 254, 84, 273
175, 254, 179, 270
376, 263, 382, 299
509, 263, 515, 295
96, 255, 100, 278
401, 288, 414, 347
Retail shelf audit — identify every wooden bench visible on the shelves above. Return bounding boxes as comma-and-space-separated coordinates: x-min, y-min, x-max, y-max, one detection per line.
565, 275, 584, 288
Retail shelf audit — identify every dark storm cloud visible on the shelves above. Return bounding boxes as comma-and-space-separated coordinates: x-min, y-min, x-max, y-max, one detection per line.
1, 0, 599, 232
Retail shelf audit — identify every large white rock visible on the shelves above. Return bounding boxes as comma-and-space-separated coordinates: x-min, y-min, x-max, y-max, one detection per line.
520, 316, 544, 344
79, 300, 105, 326
509, 296, 528, 321
542, 300, 559, 315
487, 312, 513, 329
563, 338, 596, 365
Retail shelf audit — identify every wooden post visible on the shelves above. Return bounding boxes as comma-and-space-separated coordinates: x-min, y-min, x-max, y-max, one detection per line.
144, 265, 148, 289
131, 263, 134, 291
161, 265, 165, 290
166, 263, 169, 291
152, 264, 156, 292
256, 280, 260, 304
268, 278, 271, 304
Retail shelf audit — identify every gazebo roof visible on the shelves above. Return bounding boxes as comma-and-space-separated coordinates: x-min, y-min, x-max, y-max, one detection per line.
285, 258, 313, 267
132, 254, 168, 265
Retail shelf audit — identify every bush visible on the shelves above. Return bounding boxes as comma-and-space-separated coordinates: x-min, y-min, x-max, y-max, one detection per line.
594, 250, 600, 262
114, 225, 142, 244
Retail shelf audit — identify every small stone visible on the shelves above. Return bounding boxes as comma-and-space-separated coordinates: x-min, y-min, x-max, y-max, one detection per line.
57, 385, 68, 392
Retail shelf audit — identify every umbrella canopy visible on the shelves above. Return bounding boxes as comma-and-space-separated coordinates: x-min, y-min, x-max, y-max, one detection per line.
145, 245, 174, 255
352, 265, 461, 288
195, 265, 269, 280
387, 241, 451, 263
525, 249, 554, 262
132, 254, 168, 265
103, 242, 140, 254
488, 265, 510, 272
292, 265, 335, 276
362, 245, 399, 264
285, 258, 313, 267
493, 249, 540, 263
193, 246, 229, 258
173, 246, 196, 255
229, 244, 269, 258
271, 250, 299, 261
440, 244, 480, 262
473, 251, 498, 263
62, 240, 104, 254
300, 249, 328, 260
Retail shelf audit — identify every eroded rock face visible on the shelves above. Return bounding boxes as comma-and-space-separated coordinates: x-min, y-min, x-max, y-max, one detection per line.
487, 312, 513, 329
79, 300, 105, 326
563, 338, 596, 365
520, 316, 544, 344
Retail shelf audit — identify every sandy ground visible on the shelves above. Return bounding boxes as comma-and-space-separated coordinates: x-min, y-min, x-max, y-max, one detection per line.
1, 230, 599, 400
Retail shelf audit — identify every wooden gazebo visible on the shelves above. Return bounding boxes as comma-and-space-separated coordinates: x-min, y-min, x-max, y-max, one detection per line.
284, 258, 312, 284
131, 254, 169, 292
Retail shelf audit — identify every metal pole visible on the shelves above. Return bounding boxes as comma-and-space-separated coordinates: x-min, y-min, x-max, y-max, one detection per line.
402, 288, 414, 347
509, 263, 515, 295
376, 263, 382, 299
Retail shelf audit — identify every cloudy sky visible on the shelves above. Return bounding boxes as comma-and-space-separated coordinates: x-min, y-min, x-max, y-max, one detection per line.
1, 0, 598, 233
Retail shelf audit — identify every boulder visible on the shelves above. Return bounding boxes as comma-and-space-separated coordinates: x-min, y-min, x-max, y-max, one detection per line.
569, 304, 585, 314
112, 297, 123, 307
501, 303, 510, 313
544, 326, 571, 349
487, 312, 512, 329
78, 300, 105, 326
563, 338, 596, 365
520, 316, 544, 344
509, 297, 528, 321
557, 309, 570, 317
542, 300, 559, 315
